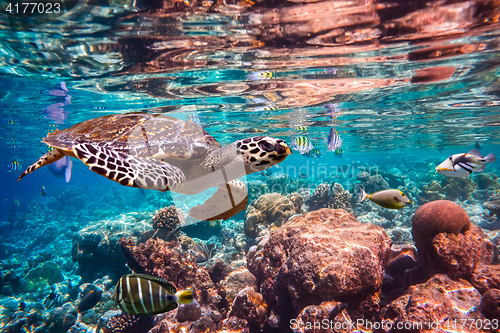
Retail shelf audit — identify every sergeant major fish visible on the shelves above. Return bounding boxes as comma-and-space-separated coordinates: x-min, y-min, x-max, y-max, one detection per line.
358, 188, 412, 209
111, 273, 193, 315
436, 149, 496, 177
292, 136, 314, 154
327, 128, 342, 152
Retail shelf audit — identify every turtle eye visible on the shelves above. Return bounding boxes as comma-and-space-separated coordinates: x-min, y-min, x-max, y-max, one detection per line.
259, 141, 275, 152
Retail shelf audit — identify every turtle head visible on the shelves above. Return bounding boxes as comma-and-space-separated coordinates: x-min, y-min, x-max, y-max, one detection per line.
236, 136, 291, 173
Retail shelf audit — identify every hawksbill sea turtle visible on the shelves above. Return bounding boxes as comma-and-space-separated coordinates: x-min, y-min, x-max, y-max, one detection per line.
18, 113, 292, 221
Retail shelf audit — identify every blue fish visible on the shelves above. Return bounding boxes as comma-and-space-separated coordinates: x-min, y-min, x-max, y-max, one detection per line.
48, 156, 73, 183
327, 128, 342, 152
7, 161, 21, 173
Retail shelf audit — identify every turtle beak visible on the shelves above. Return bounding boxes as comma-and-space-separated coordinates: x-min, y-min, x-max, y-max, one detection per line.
278, 142, 292, 155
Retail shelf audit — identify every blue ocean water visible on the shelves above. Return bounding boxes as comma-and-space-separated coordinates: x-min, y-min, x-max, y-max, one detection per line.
1, 0, 500, 332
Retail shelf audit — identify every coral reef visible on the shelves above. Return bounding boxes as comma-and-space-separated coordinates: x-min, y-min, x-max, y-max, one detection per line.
484, 199, 500, 218
266, 174, 289, 194
473, 172, 500, 190
411, 200, 471, 278
72, 213, 151, 282
248, 180, 269, 202
442, 176, 476, 201
97, 311, 154, 333
149, 205, 185, 241
356, 171, 389, 194
417, 180, 445, 205
221, 267, 257, 303
307, 182, 331, 211
247, 209, 391, 329
480, 288, 500, 320
24, 261, 64, 292
306, 182, 352, 212
244, 193, 295, 238
291, 301, 351, 333
286, 192, 304, 214
118, 237, 225, 332
382, 274, 486, 331
226, 287, 268, 329
327, 183, 352, 211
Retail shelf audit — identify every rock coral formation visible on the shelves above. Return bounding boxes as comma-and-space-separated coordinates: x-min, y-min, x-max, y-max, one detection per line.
247, 208, 391, 329
221, 267, 258, 303
417, 180, 445, 205
480, 288, 500, 319
98, 311, 154, 333
419, 177, 479, 204
327, 183, 352, 211
244, 193, 295, 238
152, 205, 184, 232
474, 172, 500, 190
411, 200, 471, 277
382, 274, 486, 331
356, 171, 389, 194
118, 237, 224, 332
226, 287, 268, 329
442, 176, 476, 201
291, 301, 351, 333
24, 261, 64, 292
306, 182, 330, 211
307, 182, 352, 212
72, 213, 151, 282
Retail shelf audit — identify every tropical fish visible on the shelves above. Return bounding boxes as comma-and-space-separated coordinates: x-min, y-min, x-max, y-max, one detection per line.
111, 273, 193, 315
292, 136, 314, 154
78, 289, 102, 312
41, 186, 47, 197
358, 188, 412, 209
5, 118, 17, 125
303, 149, 322, 158
334, 148, 343, 157
13, 199, 20, 209
48, 156, 73, 183
7, 160, 22, 173
247, 71, 276, 80
295, 126, 308, 132
436, 149, 496, 177
327, 128, 342, 152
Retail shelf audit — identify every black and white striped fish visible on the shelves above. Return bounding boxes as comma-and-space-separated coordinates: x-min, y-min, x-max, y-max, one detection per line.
436, 149, 496, 177
111, 274, 193, 315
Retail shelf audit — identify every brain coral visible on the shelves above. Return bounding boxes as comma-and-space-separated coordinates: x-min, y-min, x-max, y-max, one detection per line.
244, 193, 295, 238
411, 200, 471, 276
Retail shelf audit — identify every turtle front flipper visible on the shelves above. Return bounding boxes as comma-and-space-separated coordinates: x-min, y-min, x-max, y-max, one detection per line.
189, 179, 248, 221
17, 149, 65, 182
72, 143, 186, 191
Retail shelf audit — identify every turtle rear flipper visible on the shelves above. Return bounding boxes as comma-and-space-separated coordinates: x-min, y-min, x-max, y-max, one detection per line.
189, 179, 248, 221
73, 143, 186, 191
17, 149, 65, 182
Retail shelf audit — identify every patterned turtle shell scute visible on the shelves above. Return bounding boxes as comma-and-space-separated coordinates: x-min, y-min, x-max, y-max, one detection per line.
42, 113, 221, 159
